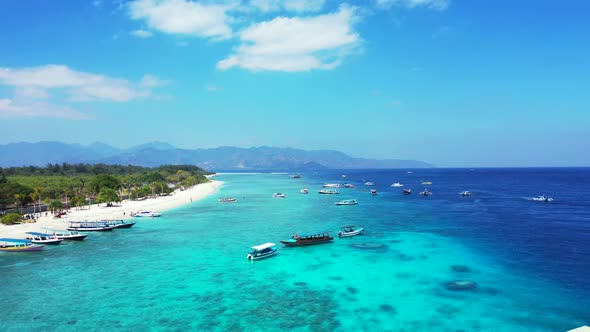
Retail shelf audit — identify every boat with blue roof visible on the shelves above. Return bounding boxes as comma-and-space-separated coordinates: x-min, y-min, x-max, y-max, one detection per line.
0, 238, 45, 252
280, 231, 334, 246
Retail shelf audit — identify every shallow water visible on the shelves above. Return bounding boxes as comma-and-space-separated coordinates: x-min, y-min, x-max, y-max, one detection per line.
1, 170, 589, 331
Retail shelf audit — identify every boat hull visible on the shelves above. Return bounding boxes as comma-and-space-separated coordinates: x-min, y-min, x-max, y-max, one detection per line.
247, 249, 278, 261
0, 245, 45, 252
280, 238, 334, 246
114, 223, 135, 229
57, 234, 88, 241
67, 226, 115, 232
29, 239, 63, 245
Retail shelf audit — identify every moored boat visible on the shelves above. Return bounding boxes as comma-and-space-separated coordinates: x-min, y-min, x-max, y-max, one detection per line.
25, 232, 63, 245
364, 181, 375, 186
49, 229, 88, 241
319, 189, 339, 194
337, 225, 365, 237
133, 210, 161, 217
391, 182, 404, 187
343, 183, 355, 188
459, 191, 473, 196
218, 197, 237, 203
336, 199, 358, 205
370, 189, 377, 195
67, 221, 117, 232
530, 195, 553, 202
273, 193, 287, 198
290, 174, 301, 178
421, 181, 433, 185
0, 238, 45, 252
247, 242, 278, 260
323, 183, 340, 188
403, 188, 412, 195
280, 231, 334, 246
300, 188, 309, 194
103, 219, 136, 228
419, 189, 432, 196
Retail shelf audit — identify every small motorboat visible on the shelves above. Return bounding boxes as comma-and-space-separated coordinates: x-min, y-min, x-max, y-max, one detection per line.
273, 193, 287, 198
370, 189, 377, 195
364, 182, 375, 186
403, 189, 412, 195
459, 191, 473, 196
391, 182, 404, 187
421, 181, 433, 185
300, 188, 309, 194
335, 199, 358, 205
25, 232, 63, 245
323, 183, 340, 188
247, 242, 278, 261
318, 189, 339, 194
530, 195, 553, 202
419, 189, 432, 196
218, 197, 237, 203
343, 183, 356, 188
290, 174, 301, 178
0, 238, 45, 252
134, 210, 162, 217
337, 226, 365, 238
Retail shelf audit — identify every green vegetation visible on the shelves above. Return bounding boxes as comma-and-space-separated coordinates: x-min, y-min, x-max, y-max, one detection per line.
1, 213, 22, 225
0, 163, 212, 212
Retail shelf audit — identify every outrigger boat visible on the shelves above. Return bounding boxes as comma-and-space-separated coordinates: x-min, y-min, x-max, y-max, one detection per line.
45, 229, 88, 241
280, 231, 334, 246
247, 242, 278, 261
25, 232, 63, 245
337, 226, 365, 238
0, 238, 45, 252
102, 219, 136, 229
319, 189, 339, 194
67, 221, 117, 232
335, 199, 358, 205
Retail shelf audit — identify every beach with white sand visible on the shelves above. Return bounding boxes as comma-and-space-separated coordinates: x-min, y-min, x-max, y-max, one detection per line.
0, 179, 222, 238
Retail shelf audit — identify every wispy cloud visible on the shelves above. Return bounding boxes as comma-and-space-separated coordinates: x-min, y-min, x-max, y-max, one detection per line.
128, 0, 233, 39
206, 84, 220, 92
0, 98, 94, 119
249, 0, 325, 13
218, 5, 361, 72
130, 29, 153, 38
375, 0, 450, 10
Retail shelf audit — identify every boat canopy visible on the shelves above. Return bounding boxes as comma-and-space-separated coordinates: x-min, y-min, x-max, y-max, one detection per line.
251, 242, 277, 251
25, 232, 53, 236
0, 238, 31, 243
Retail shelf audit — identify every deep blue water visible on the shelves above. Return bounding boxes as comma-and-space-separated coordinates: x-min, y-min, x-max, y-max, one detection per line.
1, 168, 589, 331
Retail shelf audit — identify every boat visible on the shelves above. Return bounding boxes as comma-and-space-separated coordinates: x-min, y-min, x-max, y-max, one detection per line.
419, 189, 432, 196
290, 174, 301, 179
280, 231, 334, 246
459, 191, 473, 196
218, 197, 237, 203
323, 183, 340, 188
335, 199, 358, 205
48, 229, 88, 241
391, 182, 404, 187
318, 189, 339, 194
337, 225, 365, 237
403, 189, 412, 195
25, 232, 63, 245
67, 221, 117, 232
102, 219, 136, 228
530, 195, 553, 202
370, 189, 377, 195
273, 193, 287, 198
247, 242, 278, 261
300, 188, 309, 194
364, 182, 375, 186
421, 181, 433, 185
343, 183, 356, 188
133, 210, 161, 217
0, 238, 45, 252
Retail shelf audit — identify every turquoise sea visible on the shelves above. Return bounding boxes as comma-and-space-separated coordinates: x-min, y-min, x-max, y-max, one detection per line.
1, 170, 589, 331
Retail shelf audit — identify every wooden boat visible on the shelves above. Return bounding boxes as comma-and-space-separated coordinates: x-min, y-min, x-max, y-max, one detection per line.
319, 189, 339, 194
247, 242, 278, 261
0, 238, 45, 252
102, 219, 136, 229
218, 197, 237, 203
403, 189, 412, 195
48, 229, 88, 241
337, 225, 365, 238
335, 199, 358, 205
25, 232, 63, 245
280, 231, 334, 246
67, 221, 117, 232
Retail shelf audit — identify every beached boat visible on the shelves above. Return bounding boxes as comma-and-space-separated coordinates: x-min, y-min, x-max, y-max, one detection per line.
530, 195, 553, 202
247, 242, 278, 261
273, 193, 287, 198
459, 191, 473, 196
391, 182, 404, 187
25, 232, 63, 245
48, 229, 88, 241
300, 188, 309, 194
419, 189, 432, 196
336, 199, 358, 205
280, 231, 334, 246
364, 182, 375, 186
403, 189, 412, 195
323, 183, 340, 188
0, 238, 45, 252
134, 210, 161, 217
343, 183, 356, 188
337, 225, 365, 237
103, 219, 136, 228
370, 189, 377, 195
319, 189, 339, 194
67, 221, 117, 232
218, 197, 237, 203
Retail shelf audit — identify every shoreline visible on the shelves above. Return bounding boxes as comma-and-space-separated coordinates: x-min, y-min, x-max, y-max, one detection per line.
0, 179, 223, 238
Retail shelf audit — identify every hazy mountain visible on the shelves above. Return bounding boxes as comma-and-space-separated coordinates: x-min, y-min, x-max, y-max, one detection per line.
0, 142, 434, 170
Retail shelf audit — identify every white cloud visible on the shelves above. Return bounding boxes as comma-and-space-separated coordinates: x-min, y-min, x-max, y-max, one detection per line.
249, 0, 325, 13
140, 74, 169, 88
376, 0, 449, 10
0, 98, 93, 119
0, 65, 163, 102
217, 5, 360, 72
128, 0, 233, 39
14, 86, 49, 99
131, 29, 154, 38
206, 84, 219, 92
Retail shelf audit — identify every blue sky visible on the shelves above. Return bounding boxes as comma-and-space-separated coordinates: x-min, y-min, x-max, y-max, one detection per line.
0, 0, 588, 167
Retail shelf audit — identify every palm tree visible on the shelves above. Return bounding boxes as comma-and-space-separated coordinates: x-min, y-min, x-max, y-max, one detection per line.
32, 187, 43, 214
14, 193, 26, 214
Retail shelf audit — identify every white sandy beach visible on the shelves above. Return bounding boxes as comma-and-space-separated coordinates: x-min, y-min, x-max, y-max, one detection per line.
0, 179, 223, 239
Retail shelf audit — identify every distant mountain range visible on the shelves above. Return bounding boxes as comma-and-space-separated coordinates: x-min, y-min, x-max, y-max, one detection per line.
0, 141, 434, 170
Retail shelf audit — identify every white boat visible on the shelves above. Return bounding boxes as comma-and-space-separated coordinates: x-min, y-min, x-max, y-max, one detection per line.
343, 183, 356, 188
67, 221, 117, 231
391, 182, 404, 187
370, 189, 377, 195
421, 181, 433, 185
419, 189, 432, 196
218, 197, 237, 203
25, 232, 63, 245
318, 189, 339, 194
530, 195, 553, 202
133, 210, 162, 217
300, 188, 309, 194
247, 242, 278, 260
46, 229, 88, 241
323, 183, 340, 188
273, 193, 287, 198
335, 199, 358, 205
364, 182, 375, 186
337, 226, 364, 238
459, 191, 473, 196
290, 174, 301, 178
